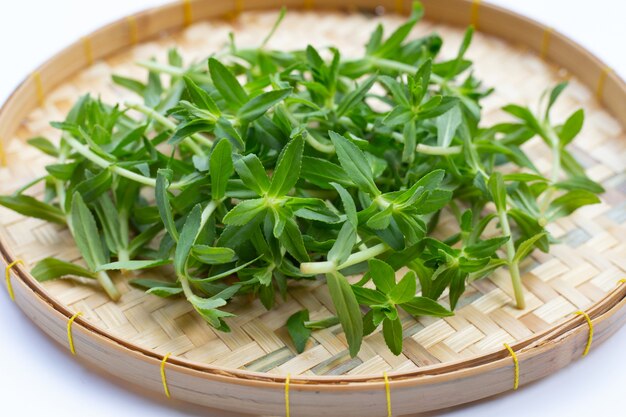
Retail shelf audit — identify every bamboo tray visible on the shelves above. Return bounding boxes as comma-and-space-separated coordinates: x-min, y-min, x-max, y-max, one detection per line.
1, 1, 625, 416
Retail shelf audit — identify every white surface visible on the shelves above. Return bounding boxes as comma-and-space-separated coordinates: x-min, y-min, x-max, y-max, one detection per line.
0, 1, 624, 416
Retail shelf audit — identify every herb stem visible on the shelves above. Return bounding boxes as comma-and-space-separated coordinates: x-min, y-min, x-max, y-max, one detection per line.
125, 102, 214, 149
63, 135, 194, 190
498, 209, 526, 309
300, 243, 390, 274
136, 60, 212, 84
96, 270, 121, 301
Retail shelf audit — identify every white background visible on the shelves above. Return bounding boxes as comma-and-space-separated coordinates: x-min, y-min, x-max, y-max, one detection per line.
0, 1, 624, 416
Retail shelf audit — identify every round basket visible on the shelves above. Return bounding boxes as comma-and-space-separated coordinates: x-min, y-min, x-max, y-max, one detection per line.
1, 1, 625, 416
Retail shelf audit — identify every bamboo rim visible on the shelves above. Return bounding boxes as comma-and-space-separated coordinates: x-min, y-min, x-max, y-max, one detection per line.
0, 0, 624, 402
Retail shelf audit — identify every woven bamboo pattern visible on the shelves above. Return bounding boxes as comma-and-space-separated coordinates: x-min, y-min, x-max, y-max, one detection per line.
1, 10, 624, 378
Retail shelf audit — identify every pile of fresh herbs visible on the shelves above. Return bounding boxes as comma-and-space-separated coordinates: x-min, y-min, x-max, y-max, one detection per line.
0, 3, 602, 357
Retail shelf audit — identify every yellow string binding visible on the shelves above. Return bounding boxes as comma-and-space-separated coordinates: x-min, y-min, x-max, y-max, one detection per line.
395, 0, 404, 15
182, 0, 193, 27
383, 371, 392, 417
161, 353, 173, 398
618, 278, 626, 285
503, 343, 519, 390
32, 71, 45, 107
575, 311, 594, 357
285, 373, 291, 417
0, 138, 6, 167
540, 27, 553, 60
126, 16, 139, 45
5, 259, 24, 301
595, 66, 612, 101
82, 36, 94, 66
470, 0, 481, 30
67, 312, 83, 355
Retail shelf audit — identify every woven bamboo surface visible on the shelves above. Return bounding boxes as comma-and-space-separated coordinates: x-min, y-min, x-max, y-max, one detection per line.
1, 8, 625, 381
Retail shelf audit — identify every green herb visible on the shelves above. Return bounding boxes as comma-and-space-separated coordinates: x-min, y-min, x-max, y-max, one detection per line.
0, 3, 602, 357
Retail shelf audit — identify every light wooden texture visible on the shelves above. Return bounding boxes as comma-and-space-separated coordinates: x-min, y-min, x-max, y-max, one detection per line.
0, 1, 625, 416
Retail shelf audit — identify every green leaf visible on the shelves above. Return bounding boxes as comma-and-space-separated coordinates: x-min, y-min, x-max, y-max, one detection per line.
0, 195, 65, 224
546, 82, 568, 116
234, 154, 271, 195
238, 88, 292, 123
329, 131, 379, 196
436, 105, 462, 147
366, 205, 393, 230
223, 199, 266, 225
559, 108, 584, 147
192, 245, 236, 265
268, 135, 304, 197
326, 271, 363, 357
382, 317, 403, 355
513, 232, 547, 263
210, 139, 234, 201
388, 270, 417, 304
546, 189, 601, 221
464, 236, 509, 258
71, 193, 108, 270
503, 104, 542, 134
327, 222, 357, 265
31, 258, 96, 282
208, 57, 248, 108
336, 74, 377, 117
352, 286, 388, 306
156, 169, 179, 241
330, 182, 357, 228
369, 258, 395, 294
147, 286, 184, 297
27, 136, 59, 157
174, 203, 202, 275
287, 310, 312, 353
400, 296, 453, 317
488, 172, 507, 212
300, 157, 351, 189
183, 76, 220, 116
96, 259, 171, 271
279, 217, 310, 263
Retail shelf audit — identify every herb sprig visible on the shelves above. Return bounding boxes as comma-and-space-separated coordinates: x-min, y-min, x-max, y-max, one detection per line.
0, 3, 602, 356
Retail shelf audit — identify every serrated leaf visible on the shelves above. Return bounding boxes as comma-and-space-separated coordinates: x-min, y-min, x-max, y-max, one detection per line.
369, 258, 395, 294
208, 57, 247, 108
329, 131, 379, 196
238, 88, 292, 123
0, 195, 65, 224
388, 270, 417, 304
382, 317, 403, 355
268, 135, 304, 197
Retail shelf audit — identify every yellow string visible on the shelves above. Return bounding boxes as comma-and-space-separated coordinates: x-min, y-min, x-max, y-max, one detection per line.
595, 66, 612, 101
5, 259, 23, 302
82, 36, 94, 66
540, 27, 553, 60
470, 0, 481, 30
395, 0, 404, 15
575, 311, 594, 356
161, 353, 173, 398
503, 343, 519, 390
182, 0, 193, 27
619, 278, 626, 285
67, 312, 82, 355
0, 138, 6, 166
126, 16, 139, 45
285, 373, 291, 417
32, 71, 45, 107
383, 371, 392, 417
